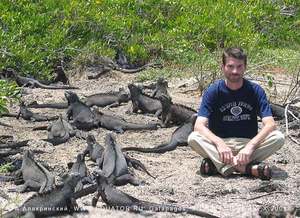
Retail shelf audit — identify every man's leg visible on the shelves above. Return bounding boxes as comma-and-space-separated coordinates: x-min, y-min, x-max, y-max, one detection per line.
188, 130, 285, 177
250, 130, 285, 162
188, 131, 235, 176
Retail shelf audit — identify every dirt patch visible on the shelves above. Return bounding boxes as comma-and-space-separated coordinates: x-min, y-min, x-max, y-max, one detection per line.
0, 70, 299, 218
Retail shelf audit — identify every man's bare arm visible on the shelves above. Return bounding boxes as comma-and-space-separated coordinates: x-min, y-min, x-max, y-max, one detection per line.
194, 116, 233, 164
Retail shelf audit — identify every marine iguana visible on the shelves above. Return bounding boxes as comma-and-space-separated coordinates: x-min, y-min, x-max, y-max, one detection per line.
151, 77, 169, 99
91, 170, 219, 218
84, 88, 130, 108
52, 64, 70, 85
3, 68, 78, 89
83, 134, 104, 166
128, 83, 162, 116
27, 100, 68, 109
101, 133, 139, 186
65, 91, 99, 130
36, 115, 86, 145
12, 150, 55, 193
83, 134, 155, 178
123, 114, 197, 153
124, 153, 156, 179
94, 109, 158, 133
3, 173, 82, 218
2, 102, 58, 122
68, 153, 93, 191
159, 94, 197, 127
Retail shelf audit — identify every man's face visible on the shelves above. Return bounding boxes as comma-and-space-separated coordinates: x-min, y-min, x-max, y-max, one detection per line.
222, 57, 246, 83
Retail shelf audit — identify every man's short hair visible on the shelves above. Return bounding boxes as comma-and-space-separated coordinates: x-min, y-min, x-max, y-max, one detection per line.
222, 47, 247, 66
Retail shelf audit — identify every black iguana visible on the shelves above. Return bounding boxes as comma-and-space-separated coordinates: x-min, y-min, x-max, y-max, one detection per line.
94, 109, 158, 133
115, 49, 162, 72
124, 153, 156, 179
159, 94, 197, 127
123, 114, 197, 153
65, 91, 99, 130
1, 102, 58, 122
11, 150, 55, 193
151, 77, 169, 99
27, 100, 68, 109
84, 88, 130, 108
91, 170, 219, 218
3, 68, 78, 89
36, 115, 86, 145
128, 83, 162, 116
83, 134, 104, 167
3, 173, 82, 218
102, 133, 139, 186
68, 153, 93, 191
83, 134, 155, 178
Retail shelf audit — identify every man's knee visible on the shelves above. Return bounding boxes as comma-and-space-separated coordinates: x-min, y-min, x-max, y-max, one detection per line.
271, 130, 285, 150
188, 131, 202, 147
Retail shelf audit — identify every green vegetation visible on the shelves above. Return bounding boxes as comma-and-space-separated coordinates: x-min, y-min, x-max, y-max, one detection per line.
0, 0, 299, 109
0, 80, 20, 114
0, 162, 13, 173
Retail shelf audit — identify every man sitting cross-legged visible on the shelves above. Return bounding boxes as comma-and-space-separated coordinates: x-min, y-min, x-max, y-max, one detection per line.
188, 47, 284, 180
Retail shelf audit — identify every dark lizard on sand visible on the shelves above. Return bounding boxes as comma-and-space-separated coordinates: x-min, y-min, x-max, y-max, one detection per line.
99, 133, 140, 186
128, 83, 162, 116
65, 91, 99, 130
84, 88, 130, 108
68, 153, 93, 191
3, 68, 78, 89
159, 94, 197, 127
91, 170, 219, 218
93, 109, 158, 133
83, 134, 155, 178
72, 133, 141, 199
83, 134, 105, 167
11, 150, 55, 193
27, 100, 68, 109
151, 77, 169, 99
3, 173, 81, 218
123, 114, 197, 153
35, 115, 86, 145
2, 102, 58, 122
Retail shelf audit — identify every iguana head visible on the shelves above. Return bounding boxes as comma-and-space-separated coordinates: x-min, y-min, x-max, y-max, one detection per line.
76, 153, 84, 162
118, 88, 130, 102
157, 77, 168, 87
64, 91, 79, 103
2, 68, 17, 78
127, 84, 141, 96
105, 133, 116, 147
64, 173, 81, 189
86, 134, 96, 145
93, 169, 108, 186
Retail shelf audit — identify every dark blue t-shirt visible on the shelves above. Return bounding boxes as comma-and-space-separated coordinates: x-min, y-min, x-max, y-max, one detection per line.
198, 79, 272, 138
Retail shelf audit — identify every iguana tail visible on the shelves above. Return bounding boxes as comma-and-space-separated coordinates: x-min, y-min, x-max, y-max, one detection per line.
27, 101, 68, 109
131, 201, 219, 218
122, 142, 177, 154
124, 123, 158, 131
37, 84, 79, 89
0, 121, 12, 128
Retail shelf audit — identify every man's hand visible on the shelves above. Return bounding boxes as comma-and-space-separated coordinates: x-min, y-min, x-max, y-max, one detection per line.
235, 146, 255, 166
216, 143, 233, 165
